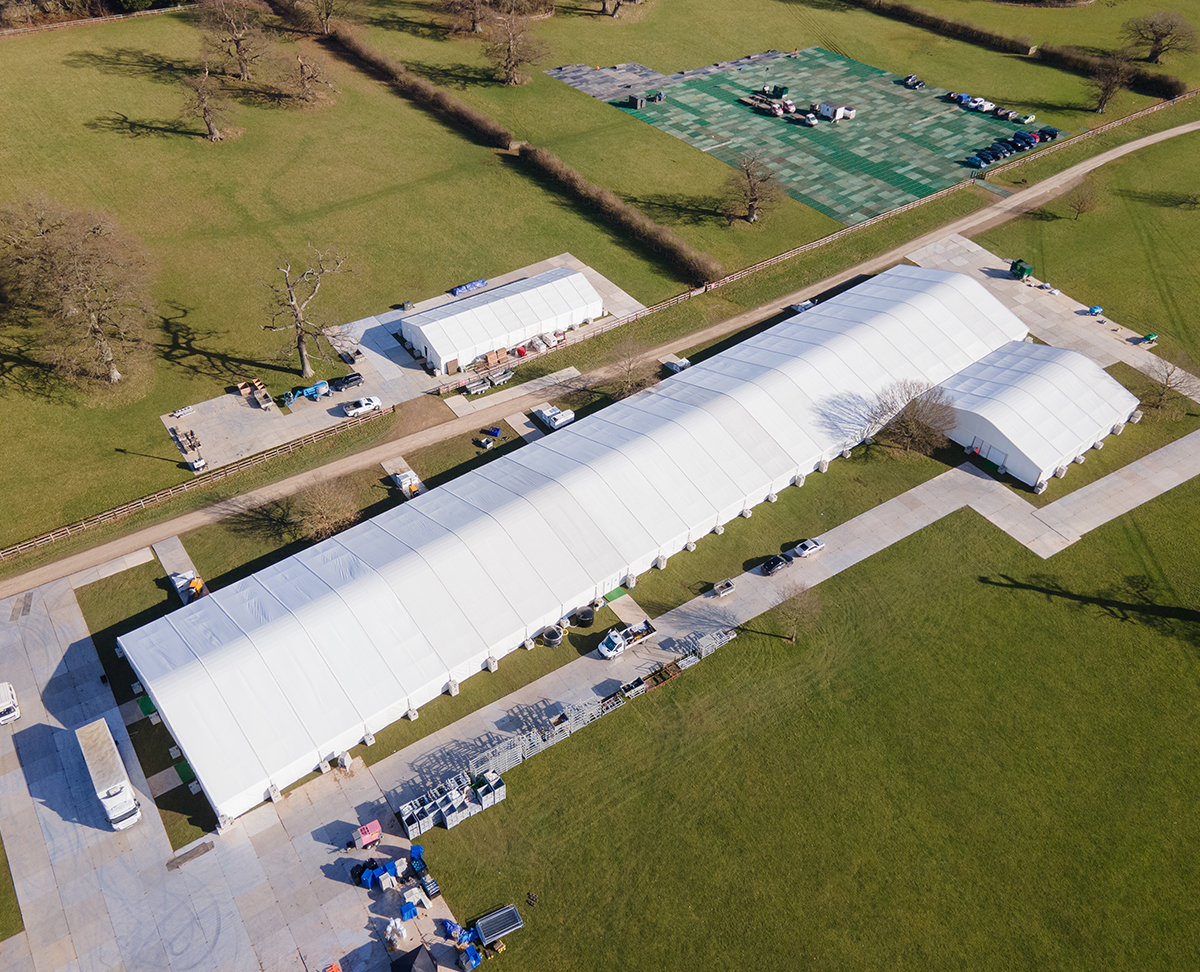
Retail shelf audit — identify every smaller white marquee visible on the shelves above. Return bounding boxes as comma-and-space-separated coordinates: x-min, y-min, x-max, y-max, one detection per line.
939, 341, 1139, 486
398, 268, 603, 372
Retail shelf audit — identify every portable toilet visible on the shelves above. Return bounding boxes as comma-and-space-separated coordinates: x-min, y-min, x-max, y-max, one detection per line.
1009, 259, 1034, 280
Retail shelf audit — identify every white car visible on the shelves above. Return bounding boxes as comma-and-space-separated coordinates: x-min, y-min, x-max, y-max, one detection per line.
343, 397, 382, 417
665, 358, 691, 374
793, 538, 826, 558
0, 682, 19, 726
979, 100, 996, 113
967, 97, 986, 111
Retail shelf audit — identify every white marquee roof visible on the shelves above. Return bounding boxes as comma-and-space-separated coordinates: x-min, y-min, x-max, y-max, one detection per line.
119, 266, 1048, 821
939, 341, 1139, 484
397, 267, 603, 370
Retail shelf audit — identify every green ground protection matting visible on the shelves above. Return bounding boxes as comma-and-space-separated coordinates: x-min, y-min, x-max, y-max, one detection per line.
619, 48, 1034, 225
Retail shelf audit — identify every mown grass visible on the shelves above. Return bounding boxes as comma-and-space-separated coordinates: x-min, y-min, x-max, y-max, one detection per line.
0, 12, 696, 545
975, 134, 1200, 362
420, 481, 1200, 971
888, 0, 1200, 88
0, 839, 20, 941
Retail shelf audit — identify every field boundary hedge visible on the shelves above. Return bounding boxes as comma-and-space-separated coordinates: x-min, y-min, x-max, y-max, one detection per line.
0, 3, 188, 37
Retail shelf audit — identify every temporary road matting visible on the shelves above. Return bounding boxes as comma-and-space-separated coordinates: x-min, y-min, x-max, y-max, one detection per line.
549, 48, 1043, 225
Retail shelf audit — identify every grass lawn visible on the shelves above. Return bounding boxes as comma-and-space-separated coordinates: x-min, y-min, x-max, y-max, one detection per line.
0, 839, 20, 942
418, 480, 1200, 971
974, 134, 1200, 363
0, 11, 702, 546
886, 0, 1200, 89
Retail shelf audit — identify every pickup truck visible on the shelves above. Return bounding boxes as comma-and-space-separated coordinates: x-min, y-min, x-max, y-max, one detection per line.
597, 620, 656, 659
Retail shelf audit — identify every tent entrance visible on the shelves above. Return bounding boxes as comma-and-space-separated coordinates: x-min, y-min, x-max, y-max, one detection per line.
970, 437, 1006, 472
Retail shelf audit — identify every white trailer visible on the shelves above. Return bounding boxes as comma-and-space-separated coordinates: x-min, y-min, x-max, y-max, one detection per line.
76, 718, 142, 831
532, 403, 575, 430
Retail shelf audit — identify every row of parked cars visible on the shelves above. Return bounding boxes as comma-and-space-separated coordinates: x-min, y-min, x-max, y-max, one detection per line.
966, 126, 1063, 168
947, 91, 1036, 125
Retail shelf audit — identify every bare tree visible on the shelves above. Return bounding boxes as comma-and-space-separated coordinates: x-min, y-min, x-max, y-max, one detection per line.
0, 196, 152, 385
600, 0, 625, 15
441, 0, 490, 32
1086, 55, 1134, 113
609, 334, 652, 400
293, 51, 336, 102
1064, 183, 1098, 221
869, 380, 957, 454
722, 152, 784, 224
1145, 351, 1199, 408
181, 65, 231, 141
483, 10, 548, 85
777, 584, 821, 644
197, 0, 272, 82
292, 481, 358, 540
1120, 11, 1198, 63
262, 247, 348, 378
303, 0, 360, 34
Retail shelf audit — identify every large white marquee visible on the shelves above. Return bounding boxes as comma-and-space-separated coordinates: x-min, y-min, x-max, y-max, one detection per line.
119, 266, 1133, 821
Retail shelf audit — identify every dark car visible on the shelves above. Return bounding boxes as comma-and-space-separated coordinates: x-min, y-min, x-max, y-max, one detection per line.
1038, 126, 1063, 141
762, 554, 792, 576
331, 372, 364, 392
965, 155, 987, 169
977, 149, 999, 163
990, 142, 1012, 158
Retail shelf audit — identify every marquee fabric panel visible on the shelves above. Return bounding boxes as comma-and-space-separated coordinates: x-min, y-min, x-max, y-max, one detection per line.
397, 268, 604, 372
120, 266, 1062, 821
939, 341, 1140, 486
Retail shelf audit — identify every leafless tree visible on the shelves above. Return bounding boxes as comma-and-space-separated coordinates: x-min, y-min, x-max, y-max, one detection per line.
181, 65, 231, 141
870, 380, 957, 454
302, 0, 360, 34
609, 334, 652, 400
197, 0, 272, 82
1145, 351, 1199, 408
1086, 55, 1134, 113
483, 10, 548, 85
293, 51, 336, 102
1065, 183, 1098, 221
0, 196, 152, 385
777, 584, 821, 644
1120, 11, 1198, 63
262, 247, 348, 378
600, 0, 625, 15
293, 481, 358, 540
441, 0, 491, 32
722, 152, 784, 224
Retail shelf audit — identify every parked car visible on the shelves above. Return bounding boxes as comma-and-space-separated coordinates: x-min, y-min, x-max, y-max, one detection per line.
794, 538, 826, 558
965, 155, 988, 169
665, 358, 692, 374
989, 143, 1012, 158
0, 683, 19, 726
966, 96, 986, 111
343, 397, 382, 417
978, 100, 996, 113
1038, 126, 1063, 141
762, 554, 792, 576
1004, 137, 1028, 152
331, 372, 364, 392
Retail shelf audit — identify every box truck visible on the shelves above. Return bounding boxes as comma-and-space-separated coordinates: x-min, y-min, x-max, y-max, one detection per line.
76, 718, 142, 830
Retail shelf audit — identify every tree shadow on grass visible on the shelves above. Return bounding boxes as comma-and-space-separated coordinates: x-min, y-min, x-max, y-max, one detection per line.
979, 573, 1200, 649
401, 58, 500, 90
367, 0, 446, 39
624, 192, 726, 228
84, 111, 198, 139
1113, 188, 1200, 209
63, 47, 198, 85
155, 302, 296, 382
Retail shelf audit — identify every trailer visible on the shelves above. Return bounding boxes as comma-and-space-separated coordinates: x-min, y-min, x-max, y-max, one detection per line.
76, 719, 141, 830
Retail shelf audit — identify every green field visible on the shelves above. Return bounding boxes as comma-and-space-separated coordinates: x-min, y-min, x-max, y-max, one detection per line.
0, 11, 729, 546
975, 133, 1200, 362
419, 485, 1200, 971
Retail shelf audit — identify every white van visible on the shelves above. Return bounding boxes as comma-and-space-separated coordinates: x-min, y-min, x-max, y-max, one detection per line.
0, 683, 19, 726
